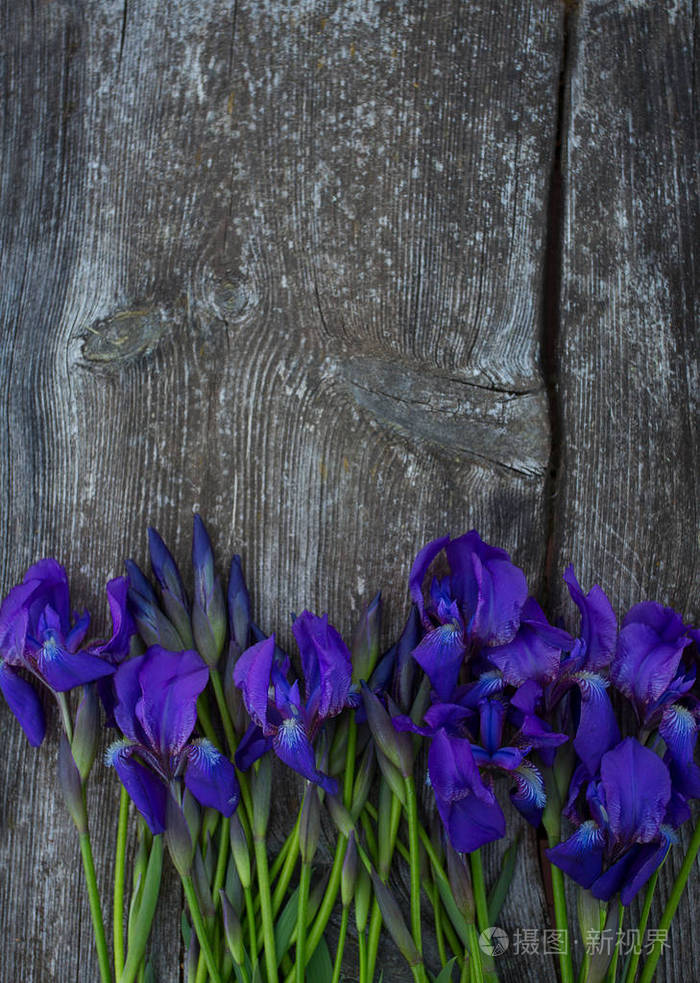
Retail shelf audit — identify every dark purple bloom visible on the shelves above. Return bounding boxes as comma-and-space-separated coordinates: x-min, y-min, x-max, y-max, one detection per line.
233, 611, 353, 794
0, 560, 120, 745
612, 602, 693, 717
428, 728, 506, 852
548, 738, 674, 905
228, 554, 251, 651
488, 598, 574, 687
107, 646, 239, 833
191, 515, 227, 665
408, 532, 529, 699
611, 601, 698, 765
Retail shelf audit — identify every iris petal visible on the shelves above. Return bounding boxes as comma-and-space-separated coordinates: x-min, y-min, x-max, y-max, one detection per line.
546, 821, 605, 888
563, 566, 617, 671
233, 636, 276, 733
435, 788, 506, 853
428, 729, 493, 805
136, 647, 209, 757
293, 611, 352, 721
185, 739, 240, 816
600, 738, 671, 846
106, 741, 167, 834
36, 632, 115, 692
572, 672, 620, 774
659, 703, 697, 765
411, 623, 466, 701
510, 760, 546, 827
409, 536, 450, 624
235, 724, 273, 772
446, 531, 528, 646
273, 716, 338, 795
0, 662, 46, 746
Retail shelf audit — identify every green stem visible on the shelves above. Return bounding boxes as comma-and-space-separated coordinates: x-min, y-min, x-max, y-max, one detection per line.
118, 837, 164, 983
210, 669, 238, 756
301, 835, 347, 970
469, 850, 488, 934
295, 862, 313, 983
272, 821, 301, 915
79, 831, 113, 983
638, 820, 700, 983
213, 816, 230, 901
181, 874, 222, 983
244, 885, 258, 969
366, 793, 402, 983
606, 906, 624, 983
343, 718, 357, 804
254, 834, 278, 983
197, 690, 220, 747
56, 692, 74, 742
623, 873, 658, 983
466, 922, 484, 983
433, 872, 448, 968
358, 930, 368, 983
547, 855, 574, 983
271, 821, 297, 882
404, 775, 423, 956
330, 906, 350, 983
114, 786, 130, 980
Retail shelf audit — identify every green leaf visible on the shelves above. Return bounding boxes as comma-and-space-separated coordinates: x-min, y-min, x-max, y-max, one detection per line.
306, 937, 333, 983
487, 835, 520, 925
274, 887, 300, 965
433, 957, 457, 983
434, 876, 471, 948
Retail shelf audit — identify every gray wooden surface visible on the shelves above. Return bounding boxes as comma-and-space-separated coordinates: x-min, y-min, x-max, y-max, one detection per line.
0, 1, 696, 980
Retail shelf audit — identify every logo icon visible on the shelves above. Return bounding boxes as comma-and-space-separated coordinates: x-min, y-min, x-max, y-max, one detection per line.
479, 926, 509, 957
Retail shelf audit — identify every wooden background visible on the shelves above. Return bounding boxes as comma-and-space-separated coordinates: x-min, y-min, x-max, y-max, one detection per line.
0, 0, 696, 980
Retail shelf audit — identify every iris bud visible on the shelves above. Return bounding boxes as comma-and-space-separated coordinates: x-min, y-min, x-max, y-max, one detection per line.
72, 684, 100, 782
326, 794, 355, 839
299, 782, 321, 864
351, 592, 382, 685
361, 683, 413, 778
375, 748, 407, 805
228, 555, 251, 650
445, 842, 474, 922
193, 848, 215, 918
185, 928, 199, 983
225, 854, 243, 915
165, 794, 194, 877
354, 867, 371, 933
341, 832, 358, 908
370, 870, 422, 968
252, 755, 272, 839
192, 516, 227, 666
148, 527, 194, 648
58, 734, 87, 834
350, 740, 376, 821
229, 812, 251, 890
397, 606, 421, 711
220, 890, 244, 964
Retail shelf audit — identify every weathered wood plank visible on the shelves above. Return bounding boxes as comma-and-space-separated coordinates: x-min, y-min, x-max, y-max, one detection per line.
553, 1, 698, 980
0, 1, 564, 979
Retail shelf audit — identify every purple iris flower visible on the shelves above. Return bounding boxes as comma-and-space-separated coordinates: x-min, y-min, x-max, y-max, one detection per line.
418, 693, 554, 851
408, 532, 529, 700
106, 646, 239, 833
233, 611, 353, 795
611, 602, 697, 763
547, 738, 675, 905
0, 560, 125, 746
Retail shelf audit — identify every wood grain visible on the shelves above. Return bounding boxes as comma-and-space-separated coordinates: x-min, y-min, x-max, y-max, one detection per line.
6, 0, 694, 981
552, 1, 698, 981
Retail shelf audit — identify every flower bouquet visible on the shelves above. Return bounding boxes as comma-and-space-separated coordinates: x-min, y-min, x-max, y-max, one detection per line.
1, 517, 697, 982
